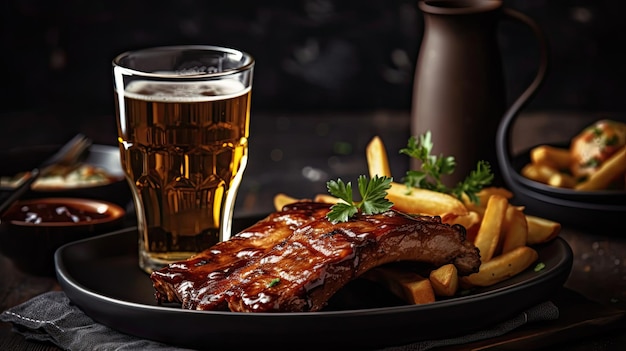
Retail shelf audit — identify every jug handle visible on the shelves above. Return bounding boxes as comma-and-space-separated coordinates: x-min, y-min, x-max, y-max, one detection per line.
496, 8, 549, 188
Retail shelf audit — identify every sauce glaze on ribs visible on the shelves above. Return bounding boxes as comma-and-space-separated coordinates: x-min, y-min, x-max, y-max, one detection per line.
151, 202, 331, 310
151, 202, 481, 312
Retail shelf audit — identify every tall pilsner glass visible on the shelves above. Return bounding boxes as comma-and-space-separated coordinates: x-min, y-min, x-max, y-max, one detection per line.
112, 46, 254, 274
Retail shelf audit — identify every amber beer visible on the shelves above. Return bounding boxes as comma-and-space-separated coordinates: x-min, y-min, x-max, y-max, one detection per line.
116, 79, 251, 273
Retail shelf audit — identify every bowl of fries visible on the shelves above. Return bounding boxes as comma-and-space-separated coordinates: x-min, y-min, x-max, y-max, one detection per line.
514, 143, 626, 202
498, 118, 626, 230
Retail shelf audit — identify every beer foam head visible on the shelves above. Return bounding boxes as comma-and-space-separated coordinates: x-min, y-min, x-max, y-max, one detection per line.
124, 80, 248, 102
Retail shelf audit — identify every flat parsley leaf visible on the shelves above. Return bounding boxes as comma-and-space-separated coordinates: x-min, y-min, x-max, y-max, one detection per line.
326, 175, 393, 223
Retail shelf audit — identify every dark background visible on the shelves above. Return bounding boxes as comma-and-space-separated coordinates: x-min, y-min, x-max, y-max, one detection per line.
1, 0, 625, 215
1, 0, 625, 121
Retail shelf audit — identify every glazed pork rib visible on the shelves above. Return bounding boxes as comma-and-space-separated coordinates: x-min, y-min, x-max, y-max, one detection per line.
221, 209, 480, 312
150, 202, 332, 310
152, 202, 481, 313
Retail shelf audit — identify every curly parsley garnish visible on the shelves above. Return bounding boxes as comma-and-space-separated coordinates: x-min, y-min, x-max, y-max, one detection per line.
400, 131, 494, 204
325, 175, 394, 223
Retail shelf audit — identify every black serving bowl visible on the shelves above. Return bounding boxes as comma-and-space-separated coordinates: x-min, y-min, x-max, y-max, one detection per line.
510, 142, 626, 206
503, 146, 625, 231
497, 110, 626, 231
0, 197, 126, 276
0, 144, 132, 208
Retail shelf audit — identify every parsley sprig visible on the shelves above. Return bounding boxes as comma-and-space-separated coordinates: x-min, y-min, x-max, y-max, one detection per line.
325, 175, 393, 223
400, 131, 493, 204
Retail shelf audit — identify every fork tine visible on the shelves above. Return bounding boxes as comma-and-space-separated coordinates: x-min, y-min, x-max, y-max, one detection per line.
41, 134, 92, 175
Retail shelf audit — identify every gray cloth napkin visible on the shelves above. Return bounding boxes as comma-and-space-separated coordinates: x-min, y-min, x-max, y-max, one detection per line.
1, 291, 559, 351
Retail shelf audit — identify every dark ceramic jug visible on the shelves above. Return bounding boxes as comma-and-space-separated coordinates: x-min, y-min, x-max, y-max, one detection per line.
410, 0, 548, 185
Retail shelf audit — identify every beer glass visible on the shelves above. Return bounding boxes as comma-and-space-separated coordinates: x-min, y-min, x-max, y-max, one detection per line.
112, 46, 254, 273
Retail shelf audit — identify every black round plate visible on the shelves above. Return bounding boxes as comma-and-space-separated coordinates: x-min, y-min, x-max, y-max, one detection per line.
55, 223, 573, 350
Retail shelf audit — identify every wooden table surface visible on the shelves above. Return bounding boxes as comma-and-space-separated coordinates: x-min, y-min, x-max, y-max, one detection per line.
1, 110, 625, 350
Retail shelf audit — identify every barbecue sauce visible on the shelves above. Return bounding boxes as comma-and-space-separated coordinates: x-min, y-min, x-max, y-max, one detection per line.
4, 202, 109, 224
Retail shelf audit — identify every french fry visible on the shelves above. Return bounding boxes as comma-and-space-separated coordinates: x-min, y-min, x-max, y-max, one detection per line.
501, 205, 528, 254
386, 182, 468, 217
442, 211, 481, 230
526, 215, 561, 244
575, 146, 626, 191
523, 162, 576, 188
273, 193, 300, 211
313, 193, 342, 204
478, 187, 514, 201
463, 187, 513, 215
530, 145, 572, 170
366, 136, 393, 178
461, 245, 539, 287
547, 172, 576, 188
473, 195, 508, 262
520, 163, 543, 183
363, 267, 435, 305
429, 264, 458, 297
521, 163, 561, 184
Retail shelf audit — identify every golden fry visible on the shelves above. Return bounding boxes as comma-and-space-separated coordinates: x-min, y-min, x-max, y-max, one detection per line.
521, 163, 561, 184
501, 205, 528, 254
363, 267, 435, 305
366, 136, 393, 178
463, 187, 513, 215
386, 182, 468, 217
526, 215, 561, 244
429, 264, 458, 297
461, 246, 539, 287
473, 195, 508, 262
442, 211, 481, 230
520, 163, 543, 182
477, 187, 514, 200
530, 145, 572, 170
273, 193, 300, 211
575, 146, 626, 191
547, 172, 576, 188
313, 193, 342, 204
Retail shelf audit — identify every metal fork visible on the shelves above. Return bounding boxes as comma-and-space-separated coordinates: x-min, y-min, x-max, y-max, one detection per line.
0, 133, 92, 217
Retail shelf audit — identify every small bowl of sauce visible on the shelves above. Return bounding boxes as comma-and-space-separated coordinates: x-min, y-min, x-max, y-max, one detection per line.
3, 199, 123, 226
0, 198, 126, 276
